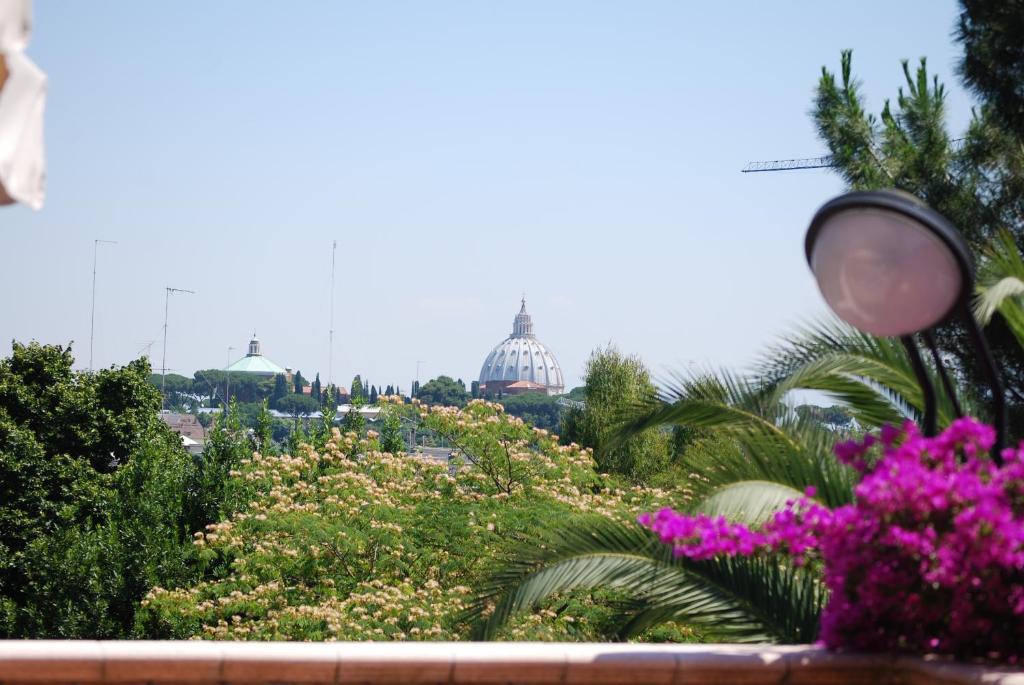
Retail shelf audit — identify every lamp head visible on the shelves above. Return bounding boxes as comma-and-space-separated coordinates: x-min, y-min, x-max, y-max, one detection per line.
805, 190, 974, 337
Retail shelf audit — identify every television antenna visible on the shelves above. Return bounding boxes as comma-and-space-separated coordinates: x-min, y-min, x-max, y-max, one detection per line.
161, 286, 195, 405
89, 239, 118, 371
329, 240, 337, 385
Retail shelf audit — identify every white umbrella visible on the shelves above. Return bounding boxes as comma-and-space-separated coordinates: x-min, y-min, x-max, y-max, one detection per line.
0, 0, 45, 210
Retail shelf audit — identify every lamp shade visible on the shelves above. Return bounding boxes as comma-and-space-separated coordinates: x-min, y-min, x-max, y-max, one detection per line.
805, 191, 973, 338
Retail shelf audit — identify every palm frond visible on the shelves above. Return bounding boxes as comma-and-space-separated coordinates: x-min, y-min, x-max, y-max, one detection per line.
466, 518, 823, 643
975, 230, 1024, 349
618, 370, 856, 508
695, 481, 806, 526
758, 318, 971, 428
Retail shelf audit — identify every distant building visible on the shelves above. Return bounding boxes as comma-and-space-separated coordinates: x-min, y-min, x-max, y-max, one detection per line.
478, 299, 564, 396
225, 336, 289, 377
336, 404, 383, 422
159, 411, 207, 454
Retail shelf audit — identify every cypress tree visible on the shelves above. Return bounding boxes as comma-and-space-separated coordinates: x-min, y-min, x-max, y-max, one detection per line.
311, 373, 322, 407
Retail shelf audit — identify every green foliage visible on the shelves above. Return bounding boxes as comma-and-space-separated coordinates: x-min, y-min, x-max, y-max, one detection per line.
957, 0, 1024, 135
378, 403, 405, 454
351, 375, 364, 402
415, 376, 469, 408
794, 404, 854, 430
254, 400, 273, 453
194, 369, 273, 406
276, 393, 320, 417
0, 342, 198, 638
137, 400, 681, 640
271, 374, 288, 409
184, 401, 250, 534
150, 373, 193, 407
340, 397, 367, 436
497, 392, 562, 431
561, 345, 671, 481
467, 518, 823, 643
312, 374, 322, 407
293, 371, 306, 395
813, 48, 1024, 431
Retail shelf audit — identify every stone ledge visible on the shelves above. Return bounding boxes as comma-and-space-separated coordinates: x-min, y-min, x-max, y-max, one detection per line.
0, 642, 1017, 685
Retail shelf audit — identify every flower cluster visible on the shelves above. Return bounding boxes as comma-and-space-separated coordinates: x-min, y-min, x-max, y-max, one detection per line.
639, 417, 1024, 661
141, 402, 683, 641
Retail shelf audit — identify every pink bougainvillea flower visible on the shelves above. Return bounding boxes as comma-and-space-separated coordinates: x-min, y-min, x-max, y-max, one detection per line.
637, 417, 1024, 662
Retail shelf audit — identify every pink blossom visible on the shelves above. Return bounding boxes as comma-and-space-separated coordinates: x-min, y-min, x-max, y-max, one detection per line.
637, 417, 1024, 662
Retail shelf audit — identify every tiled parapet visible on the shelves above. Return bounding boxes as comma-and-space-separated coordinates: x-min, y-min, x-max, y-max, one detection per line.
0, 642, 1020, 685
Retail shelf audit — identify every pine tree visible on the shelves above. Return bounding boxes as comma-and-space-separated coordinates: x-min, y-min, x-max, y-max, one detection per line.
369, 385, 378, 404
351, 375, 363, 402
957, 0, 1024, 135
293, 371, 305, 395
471, 380, 480, 398
814, 44, 1024, 428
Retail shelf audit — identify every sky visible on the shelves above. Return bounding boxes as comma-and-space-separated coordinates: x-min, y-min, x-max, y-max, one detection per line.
1, 1, 976, 392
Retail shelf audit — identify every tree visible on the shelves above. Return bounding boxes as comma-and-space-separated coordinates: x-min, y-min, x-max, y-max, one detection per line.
0, 342, 197, 638
378, 404, 405, 454
471, 381, 480, 399
351, 375, 363, 403
271, 373, 288, 409
498, 392, 562, 431
794, 404, 855, 430
340, 397, 366, 436
311, 374, 322, 408
415, 376, 469, 407
561, 345, 671, 480
957, 0, 1024, 135
253, 399, 273, 452
813, 47, 1024, 429
149, 373, 192, 408
276, 394, 320, 417
368, 385, 378, 404
293, 371, 306, 395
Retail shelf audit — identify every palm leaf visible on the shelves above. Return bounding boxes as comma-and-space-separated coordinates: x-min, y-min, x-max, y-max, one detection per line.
618, 371, 857, 508
975, 230, 1024, 349
695, 481, 806, 526
466, 518, 822, 643
758, 318, 972, 428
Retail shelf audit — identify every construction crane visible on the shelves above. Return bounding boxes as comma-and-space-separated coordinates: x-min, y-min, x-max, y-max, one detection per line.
744, 138, 963, 173
741, 155, 834, 173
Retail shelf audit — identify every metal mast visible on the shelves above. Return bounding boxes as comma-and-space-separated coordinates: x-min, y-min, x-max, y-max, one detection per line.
161, 286, 195, 406
329, 240, 337, 386
89, 239, 117, 371
226, 345, 235, 405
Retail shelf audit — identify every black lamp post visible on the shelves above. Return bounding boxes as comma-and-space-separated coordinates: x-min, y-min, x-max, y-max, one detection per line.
804, 189, 1006, 463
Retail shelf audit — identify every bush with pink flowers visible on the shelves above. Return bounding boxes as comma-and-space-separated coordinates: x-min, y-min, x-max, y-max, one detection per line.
639, 417, 1024, 661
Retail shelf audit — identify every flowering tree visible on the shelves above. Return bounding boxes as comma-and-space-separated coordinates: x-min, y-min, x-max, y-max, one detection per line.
137, 399, 679, 640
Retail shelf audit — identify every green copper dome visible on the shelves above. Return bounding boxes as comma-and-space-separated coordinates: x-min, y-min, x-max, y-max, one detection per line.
225, 336, 288, 376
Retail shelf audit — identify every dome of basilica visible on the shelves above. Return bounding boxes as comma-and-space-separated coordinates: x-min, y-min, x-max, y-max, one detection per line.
478, 299, 564, 396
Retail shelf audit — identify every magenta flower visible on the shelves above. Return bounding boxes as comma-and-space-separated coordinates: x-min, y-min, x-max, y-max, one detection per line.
637, 417, 1024, 662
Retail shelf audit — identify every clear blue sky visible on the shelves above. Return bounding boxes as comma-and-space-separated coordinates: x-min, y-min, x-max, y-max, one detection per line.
1, 1, 973, 391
